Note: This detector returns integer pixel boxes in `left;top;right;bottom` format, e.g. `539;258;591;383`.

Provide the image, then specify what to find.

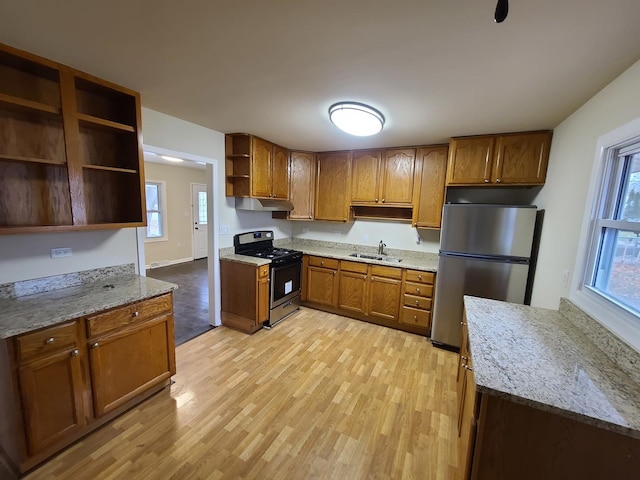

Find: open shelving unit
0;43;145;234
225;133;252;197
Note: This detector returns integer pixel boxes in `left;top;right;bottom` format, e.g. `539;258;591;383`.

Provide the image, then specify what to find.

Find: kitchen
1;1;640;478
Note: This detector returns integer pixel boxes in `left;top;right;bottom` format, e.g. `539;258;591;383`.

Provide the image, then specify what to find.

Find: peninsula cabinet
220;260;270;334
314;151;352;222
351;148;416;206
446;130;552;186
412;145;448;229
225;133;289;199
0;42;145;235
457;318;640;480
0;292;175;476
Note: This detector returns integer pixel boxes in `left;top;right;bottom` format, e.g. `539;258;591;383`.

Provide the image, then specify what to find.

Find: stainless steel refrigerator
431;204;538;349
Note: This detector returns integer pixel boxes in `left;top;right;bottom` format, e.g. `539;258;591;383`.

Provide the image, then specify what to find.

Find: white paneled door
191;183;208;260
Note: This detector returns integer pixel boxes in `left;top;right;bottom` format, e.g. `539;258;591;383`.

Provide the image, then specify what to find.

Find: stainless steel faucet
378;240;387;255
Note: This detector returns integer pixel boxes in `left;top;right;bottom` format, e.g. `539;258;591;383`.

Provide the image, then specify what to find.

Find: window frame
572;117;640;351
144;180;168;243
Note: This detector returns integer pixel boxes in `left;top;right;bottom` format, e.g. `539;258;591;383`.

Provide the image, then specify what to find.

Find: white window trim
571;116;640;352
144;179;168;243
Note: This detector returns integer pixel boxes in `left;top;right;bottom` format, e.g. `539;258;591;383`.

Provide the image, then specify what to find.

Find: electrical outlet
219;225;230;235
302;227;309;233
363;234;369;243
333;231;340;236
51;247;72;259
562;270;570;288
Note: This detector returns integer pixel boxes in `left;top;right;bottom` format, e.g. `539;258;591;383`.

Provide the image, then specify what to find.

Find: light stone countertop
463;295;640;439
219;239;439;272
0;275;177;339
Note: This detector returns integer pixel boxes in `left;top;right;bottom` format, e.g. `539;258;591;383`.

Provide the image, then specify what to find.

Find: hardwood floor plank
24;307;459;479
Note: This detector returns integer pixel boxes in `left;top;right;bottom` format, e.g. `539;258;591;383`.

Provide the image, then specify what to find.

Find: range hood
234;197;294;212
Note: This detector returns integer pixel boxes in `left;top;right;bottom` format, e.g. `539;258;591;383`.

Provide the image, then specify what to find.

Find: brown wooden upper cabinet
412;145;448;229
288;151;316;220
351;148;416;206
315;151;352;222
446;131;552;186
225;133;289;199
0;42;145;234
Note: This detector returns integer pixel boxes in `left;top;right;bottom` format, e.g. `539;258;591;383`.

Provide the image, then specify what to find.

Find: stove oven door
271;262;302;308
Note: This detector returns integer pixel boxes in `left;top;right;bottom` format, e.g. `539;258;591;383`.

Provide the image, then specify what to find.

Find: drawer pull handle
45;337;54;344
92;342;99;349
133;311;139;317
71;349;79;356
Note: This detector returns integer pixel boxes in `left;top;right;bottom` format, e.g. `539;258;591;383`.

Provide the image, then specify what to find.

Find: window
584;140;640;316
145;181;167;241
197;191;207;225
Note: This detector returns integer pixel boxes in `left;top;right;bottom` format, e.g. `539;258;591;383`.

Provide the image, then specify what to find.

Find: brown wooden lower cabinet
0;292;176;478
220;260;270;334
304;255;433;336
458;320;640;480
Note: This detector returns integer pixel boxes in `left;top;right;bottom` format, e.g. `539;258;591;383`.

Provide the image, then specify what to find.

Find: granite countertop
219;240;439;272
463;295;640;439
0;275;177;339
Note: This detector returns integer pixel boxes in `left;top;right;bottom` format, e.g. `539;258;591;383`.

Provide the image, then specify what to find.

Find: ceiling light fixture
160;155;184;163
329;102;385;136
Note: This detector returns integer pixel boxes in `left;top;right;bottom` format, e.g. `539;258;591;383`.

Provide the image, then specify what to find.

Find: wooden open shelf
0;41;145;234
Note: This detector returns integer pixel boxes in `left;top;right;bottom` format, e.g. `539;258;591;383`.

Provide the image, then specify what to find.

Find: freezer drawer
431;254;530;348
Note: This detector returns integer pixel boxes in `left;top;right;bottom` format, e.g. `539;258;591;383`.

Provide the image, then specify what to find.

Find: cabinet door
493;132;551;185
307;266;338;307
19;347;86;455
251;137;273;198
89;316;175;417
412;146;448;229
315;151;352;222
381;148;415;205
367;276;401;322
258;275;270;323
446;137;495;185
271;144;289;199
338;271;368;314
289;152;316;220
351;150;382;204
459;369;479;480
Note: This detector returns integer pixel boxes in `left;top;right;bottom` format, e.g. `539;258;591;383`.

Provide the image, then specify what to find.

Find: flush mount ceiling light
329;102;385;136
160;155;184;163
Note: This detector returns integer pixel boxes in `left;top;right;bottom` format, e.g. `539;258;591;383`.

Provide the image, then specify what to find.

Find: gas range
243;247;303;266
233;231;302;266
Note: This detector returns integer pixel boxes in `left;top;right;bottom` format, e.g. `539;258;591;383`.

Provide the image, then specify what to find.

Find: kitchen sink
349;253;402;263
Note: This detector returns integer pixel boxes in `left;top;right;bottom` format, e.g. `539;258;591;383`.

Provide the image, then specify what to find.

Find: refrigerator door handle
439;251;530;264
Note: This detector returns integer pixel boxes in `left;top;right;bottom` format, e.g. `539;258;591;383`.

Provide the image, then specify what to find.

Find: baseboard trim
146;257;194;270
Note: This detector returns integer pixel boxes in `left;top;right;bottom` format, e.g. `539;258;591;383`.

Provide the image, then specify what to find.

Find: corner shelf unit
0;42;145;234
225;134;252;197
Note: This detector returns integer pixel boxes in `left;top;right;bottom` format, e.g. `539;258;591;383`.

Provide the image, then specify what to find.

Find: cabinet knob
132;311;139;317
461;356;468;361
92;343;99;349
382;198;385;203
413;315;417;320
71;349;79;356
45;337;54;344
363;275;367;280
415;300;419;305
321;261;324;266
484;179;489;183
418;275;422;280
309;215;312;219
375;198;378;203
416;288;420;293
464;365;473;372
460;321;466;326
343;218;346;222
332;271;336;276
496;178;501;183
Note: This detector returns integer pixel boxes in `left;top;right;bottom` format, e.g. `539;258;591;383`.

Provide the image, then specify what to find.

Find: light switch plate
219;225;230;235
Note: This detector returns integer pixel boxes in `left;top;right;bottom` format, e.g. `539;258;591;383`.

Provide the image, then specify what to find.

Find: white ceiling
2;1;640;152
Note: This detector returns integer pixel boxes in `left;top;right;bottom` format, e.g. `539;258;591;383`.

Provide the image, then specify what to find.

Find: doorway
192;183;208;260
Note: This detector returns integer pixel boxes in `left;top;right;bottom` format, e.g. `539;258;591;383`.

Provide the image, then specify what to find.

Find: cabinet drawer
403;294;432;310
340;260;368;274
370;265;402;279
258;264;270;278
405;270;434;285
86;293;173;338
309;256;339;269
16;322;78;363
404;282;433;298
400;306;431;328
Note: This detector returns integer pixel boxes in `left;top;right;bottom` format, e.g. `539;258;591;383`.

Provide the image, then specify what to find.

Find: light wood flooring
25;307;460;480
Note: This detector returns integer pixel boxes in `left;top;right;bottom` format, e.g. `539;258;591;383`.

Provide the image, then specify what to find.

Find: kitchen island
459;295;640;479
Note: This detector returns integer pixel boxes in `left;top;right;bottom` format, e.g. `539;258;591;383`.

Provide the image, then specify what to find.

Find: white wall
532;58;640;309
291;220;440;253
0;229;138;284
